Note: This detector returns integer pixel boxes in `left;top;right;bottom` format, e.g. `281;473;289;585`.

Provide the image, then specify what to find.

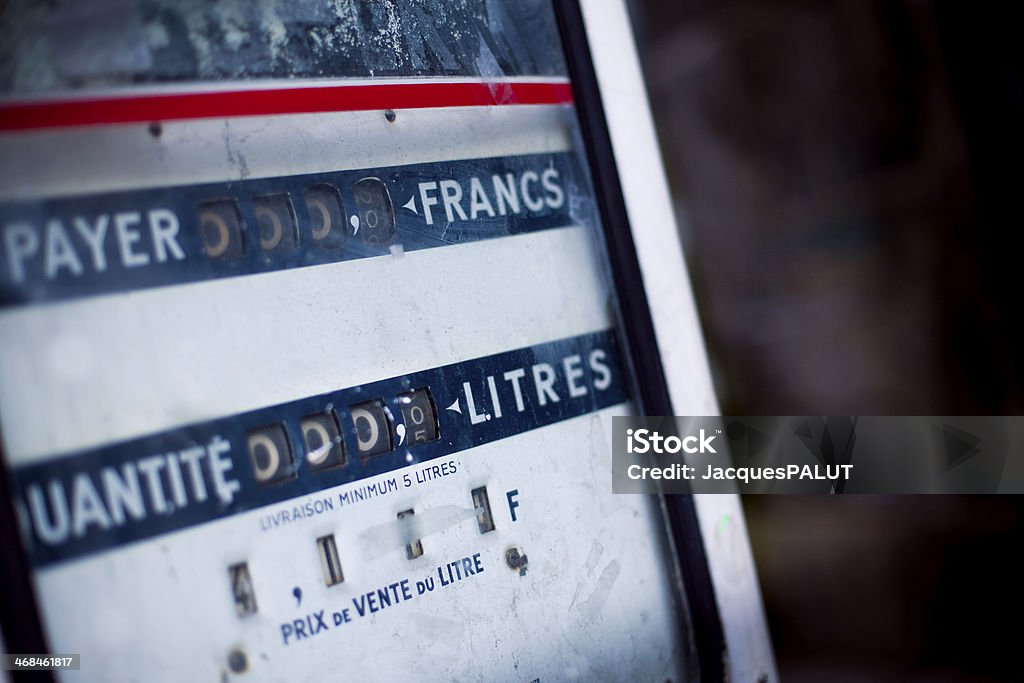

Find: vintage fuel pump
0;2;775;681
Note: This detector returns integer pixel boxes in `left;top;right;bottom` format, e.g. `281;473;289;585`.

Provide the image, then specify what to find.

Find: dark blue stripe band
14;329;626;568
0;151;585;307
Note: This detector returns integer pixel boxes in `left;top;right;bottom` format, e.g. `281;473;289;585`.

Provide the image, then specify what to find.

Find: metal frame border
554;1;778;681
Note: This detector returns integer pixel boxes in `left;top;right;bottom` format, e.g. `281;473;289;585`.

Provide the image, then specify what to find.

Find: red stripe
0;81;573;131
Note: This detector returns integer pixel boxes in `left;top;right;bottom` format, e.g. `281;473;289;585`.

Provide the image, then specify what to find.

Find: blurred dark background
628;1;1024;681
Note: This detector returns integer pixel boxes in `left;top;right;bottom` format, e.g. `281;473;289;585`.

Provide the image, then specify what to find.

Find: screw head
227;648;248;674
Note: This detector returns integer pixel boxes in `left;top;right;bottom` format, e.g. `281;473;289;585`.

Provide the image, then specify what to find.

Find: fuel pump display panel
0;2;699;681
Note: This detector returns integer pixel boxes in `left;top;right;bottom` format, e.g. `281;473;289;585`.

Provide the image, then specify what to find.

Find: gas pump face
0;2;714;681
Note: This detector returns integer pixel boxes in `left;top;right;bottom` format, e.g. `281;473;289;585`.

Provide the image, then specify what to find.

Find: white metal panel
0;103;570;201
0;226;610;465
1;86;699;681
36;406;690;683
